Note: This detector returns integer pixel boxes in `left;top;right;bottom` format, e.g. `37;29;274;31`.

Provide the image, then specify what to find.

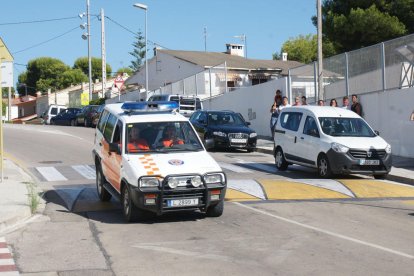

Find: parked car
76;105;100;127
273;106;392;178
41;104;67;125
190;110;257;152
50;108;81;126
148;94;203;117
91;104;105;127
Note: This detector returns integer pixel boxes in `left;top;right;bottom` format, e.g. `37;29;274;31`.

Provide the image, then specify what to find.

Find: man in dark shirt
351;94;363;116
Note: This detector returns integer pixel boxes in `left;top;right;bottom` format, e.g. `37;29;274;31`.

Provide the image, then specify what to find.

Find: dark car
76;105;100;127
91;104;105;127
190;110;257;152
50;108;81;126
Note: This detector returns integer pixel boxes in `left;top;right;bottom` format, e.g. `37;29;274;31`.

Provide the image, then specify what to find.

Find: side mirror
198;119;207;125
204;138;215;150
109;143;121;154
374;130;380;136
245;122;251;126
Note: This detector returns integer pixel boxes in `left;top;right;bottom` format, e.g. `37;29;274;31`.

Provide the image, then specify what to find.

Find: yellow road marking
339;179;414;198
258;179;350;200
225;188;261;201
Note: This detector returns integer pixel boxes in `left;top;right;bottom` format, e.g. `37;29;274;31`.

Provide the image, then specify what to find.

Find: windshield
208;112;245;126
126;121;203;153
319;117;376;137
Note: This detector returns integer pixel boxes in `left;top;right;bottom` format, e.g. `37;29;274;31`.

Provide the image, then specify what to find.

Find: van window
303;116;319;137
103;114;117;141
112;121;122;144
98;110;110;132
51;107;58;115
280;112;303;131
319;117;375;137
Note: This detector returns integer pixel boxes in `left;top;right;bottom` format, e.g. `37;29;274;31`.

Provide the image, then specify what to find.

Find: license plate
167;198;199;207
359;159;380;165
231;138;247;143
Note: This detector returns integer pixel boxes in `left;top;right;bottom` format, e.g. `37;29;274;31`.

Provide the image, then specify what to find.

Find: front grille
228;133;249;147
349;149;387;159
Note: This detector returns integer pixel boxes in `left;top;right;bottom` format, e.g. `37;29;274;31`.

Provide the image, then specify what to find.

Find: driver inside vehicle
127;125;149;152
161;125;184;147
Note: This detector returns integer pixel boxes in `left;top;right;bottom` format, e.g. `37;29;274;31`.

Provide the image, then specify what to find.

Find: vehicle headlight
249;132;257;138
385;144;391;154
191;176;202;187
139;177;159;188
167;177;179;189
331;142;349;153
213;131;227;137
204;173;225;184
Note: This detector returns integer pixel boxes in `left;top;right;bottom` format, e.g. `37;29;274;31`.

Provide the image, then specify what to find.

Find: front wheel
318;154;332;178
96;165;111;201
122;184;151;222
206;200;224;217
275;147;288;171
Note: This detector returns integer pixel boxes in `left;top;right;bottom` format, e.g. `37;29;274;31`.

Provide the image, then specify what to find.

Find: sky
0;0;317;87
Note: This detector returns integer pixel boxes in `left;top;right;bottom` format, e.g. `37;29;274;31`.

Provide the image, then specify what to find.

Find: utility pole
87;0;93;102
317;0;324;100
101;8;106;99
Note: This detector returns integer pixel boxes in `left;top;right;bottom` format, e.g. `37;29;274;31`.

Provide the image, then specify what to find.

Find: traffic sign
114;75;124;89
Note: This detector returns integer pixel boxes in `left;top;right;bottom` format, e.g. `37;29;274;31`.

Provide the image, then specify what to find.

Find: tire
84;119;89;127
70;119;76;127
275;147;288;171
122;184;150;222
96;164;111;201
318;154;332;178
206;200;224;217
374;174;388;179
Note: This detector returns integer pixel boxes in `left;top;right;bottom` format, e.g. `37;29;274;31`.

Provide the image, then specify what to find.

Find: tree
17;57;69;95
116;67;133;76
129;31;146;72
73;57;112;82
274;34;335;63
58;69;88;89
314;1;409;54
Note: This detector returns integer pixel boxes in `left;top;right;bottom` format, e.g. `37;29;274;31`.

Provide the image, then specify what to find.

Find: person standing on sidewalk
351;94;363;116
342;96;351;110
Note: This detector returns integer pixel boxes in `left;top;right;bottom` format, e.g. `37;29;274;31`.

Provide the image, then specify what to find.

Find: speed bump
339;180;414;198
258;179;350;200
225;189;261;201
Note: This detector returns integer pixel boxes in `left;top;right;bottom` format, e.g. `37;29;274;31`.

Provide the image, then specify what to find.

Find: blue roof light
121;101;179;113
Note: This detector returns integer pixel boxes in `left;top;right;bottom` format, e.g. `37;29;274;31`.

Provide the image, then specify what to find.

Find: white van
147;94;203;117
92;101;226;222
273;106;392;179
41;104;67;125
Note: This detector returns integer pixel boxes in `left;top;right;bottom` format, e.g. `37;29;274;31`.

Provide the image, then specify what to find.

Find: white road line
0;272;19;276
0;248;9;253
72;165;96;180
35;167;68;181
218;162;252;173
294;179;355;197
234;202;414;259
0;237;5;242
228;179;266;199
0;259;15;265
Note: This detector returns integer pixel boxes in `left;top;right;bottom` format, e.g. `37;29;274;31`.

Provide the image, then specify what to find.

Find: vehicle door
275;111;303;162
100;114;122;192
53;110;65;125
295;115;320;167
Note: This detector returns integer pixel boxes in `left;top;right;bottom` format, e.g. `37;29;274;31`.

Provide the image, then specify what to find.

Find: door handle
99;142;102;146
294;136;297;143
300;137;304;140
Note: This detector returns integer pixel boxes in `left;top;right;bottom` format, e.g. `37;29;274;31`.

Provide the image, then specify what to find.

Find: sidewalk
0;159;43;235
256;137;414;185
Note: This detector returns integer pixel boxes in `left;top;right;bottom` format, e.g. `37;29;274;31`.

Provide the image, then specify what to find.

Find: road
4;124;414;276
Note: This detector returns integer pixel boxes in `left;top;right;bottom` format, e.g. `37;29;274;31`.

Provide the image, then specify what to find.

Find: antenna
204;27;207;52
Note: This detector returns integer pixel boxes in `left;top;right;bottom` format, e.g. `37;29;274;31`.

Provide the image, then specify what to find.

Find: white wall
205;78;288;137
360;87;414;157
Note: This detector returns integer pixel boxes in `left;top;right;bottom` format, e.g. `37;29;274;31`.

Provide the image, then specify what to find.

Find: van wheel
122;184;150;222
318;154;332;178
206;200;224;217
96;165;111;201
275;147;288;171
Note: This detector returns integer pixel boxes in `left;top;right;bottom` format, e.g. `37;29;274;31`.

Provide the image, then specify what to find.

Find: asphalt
0;138;413;235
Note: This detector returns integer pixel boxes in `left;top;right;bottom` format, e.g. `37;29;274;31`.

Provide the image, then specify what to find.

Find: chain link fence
288;33;414;104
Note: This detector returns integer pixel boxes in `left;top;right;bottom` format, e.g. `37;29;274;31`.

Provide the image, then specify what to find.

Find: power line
105;15;169;49
0;16;78;26
12;26;80;55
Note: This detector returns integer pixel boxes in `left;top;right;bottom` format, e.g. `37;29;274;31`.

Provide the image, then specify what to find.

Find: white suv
273;106;392;178
92;101;226;222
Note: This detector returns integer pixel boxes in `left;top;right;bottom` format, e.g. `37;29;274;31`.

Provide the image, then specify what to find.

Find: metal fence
288;33;414;103
150;63;228;99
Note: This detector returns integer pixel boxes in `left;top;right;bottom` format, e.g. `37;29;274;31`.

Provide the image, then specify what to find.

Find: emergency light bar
121;101;179;113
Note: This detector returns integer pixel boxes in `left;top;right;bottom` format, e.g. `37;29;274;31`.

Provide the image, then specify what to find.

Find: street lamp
133;3;148;101
80;0;93;102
